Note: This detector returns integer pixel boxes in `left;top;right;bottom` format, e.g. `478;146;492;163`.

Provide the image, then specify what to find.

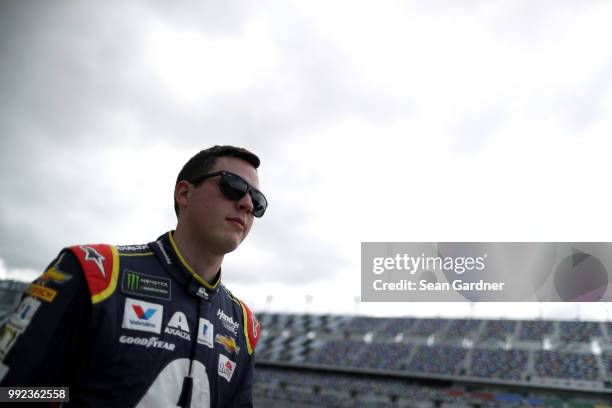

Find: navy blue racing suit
0;231;260;407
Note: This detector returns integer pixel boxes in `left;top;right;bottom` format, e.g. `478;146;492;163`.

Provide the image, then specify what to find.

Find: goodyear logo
26;283;57;303
121;270;171;301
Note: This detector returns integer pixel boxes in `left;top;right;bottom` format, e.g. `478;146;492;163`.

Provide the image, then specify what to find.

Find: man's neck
172;228;223;284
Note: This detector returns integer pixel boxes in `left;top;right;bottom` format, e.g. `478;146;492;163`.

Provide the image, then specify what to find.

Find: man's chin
216;236;242;255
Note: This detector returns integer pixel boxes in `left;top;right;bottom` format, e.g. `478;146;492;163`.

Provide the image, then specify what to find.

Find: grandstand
1;281;611;406
254;312;612;407
0;280;28;324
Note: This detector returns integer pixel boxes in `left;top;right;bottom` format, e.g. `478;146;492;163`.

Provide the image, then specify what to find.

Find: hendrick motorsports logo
119;335;176;351
217;309;239;335
122;270;171;301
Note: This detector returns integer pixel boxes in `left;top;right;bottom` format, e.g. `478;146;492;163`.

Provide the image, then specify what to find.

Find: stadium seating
559;321;604;342
443;319;482;339
470;349;528;380
480;320;518;340
518;320;554;341
353;343;413;370
254;313;612;388
411;318;448;337
406;345;467;376
534;351;600;381
4;278;612;407
253;367;602;408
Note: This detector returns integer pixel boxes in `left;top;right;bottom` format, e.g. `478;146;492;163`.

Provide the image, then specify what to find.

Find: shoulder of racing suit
69;242;261;354
68;243;157;304
68;244;120;304
222;286;260;355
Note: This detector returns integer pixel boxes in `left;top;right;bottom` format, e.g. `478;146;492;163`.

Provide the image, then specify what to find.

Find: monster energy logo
126;273;140;290
121;270;171;301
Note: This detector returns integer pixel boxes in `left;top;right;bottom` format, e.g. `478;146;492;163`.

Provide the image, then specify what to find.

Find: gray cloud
1;0;395;283
1;0;610;294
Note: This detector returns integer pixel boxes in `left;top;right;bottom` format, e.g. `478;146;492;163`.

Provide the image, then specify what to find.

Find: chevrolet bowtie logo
80;246;106;277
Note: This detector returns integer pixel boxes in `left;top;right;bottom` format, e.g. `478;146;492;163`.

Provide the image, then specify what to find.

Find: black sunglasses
189;171;268;218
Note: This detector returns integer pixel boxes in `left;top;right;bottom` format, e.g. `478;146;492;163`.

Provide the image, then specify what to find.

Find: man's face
179;156;260;255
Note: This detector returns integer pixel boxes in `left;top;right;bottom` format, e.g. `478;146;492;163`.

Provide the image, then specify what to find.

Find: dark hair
174;145;260;217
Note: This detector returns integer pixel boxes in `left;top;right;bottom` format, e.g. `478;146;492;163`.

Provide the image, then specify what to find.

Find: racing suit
0;231;260;407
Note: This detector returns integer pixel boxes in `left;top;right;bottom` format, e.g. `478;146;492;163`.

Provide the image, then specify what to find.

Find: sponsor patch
164;311;191;341
36;267;72;285
119;335;175;351
121;298;163;334
79;245;107;277
252;315;260;340
239;300;260;354
121;270;171;301
154;241;172;265
116;244;150;252
215;334;240;355
217;309;239;335
26;283;57;303
218;354;236;382
197;318;214;348
195;287;208;299
0;324;20;357
9;297;41;330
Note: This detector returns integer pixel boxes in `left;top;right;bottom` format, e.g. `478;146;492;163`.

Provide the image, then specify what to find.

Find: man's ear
175;180;192;211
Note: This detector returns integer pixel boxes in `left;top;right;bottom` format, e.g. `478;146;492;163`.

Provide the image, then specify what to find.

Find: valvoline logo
132;305;157;320
122;298;163;334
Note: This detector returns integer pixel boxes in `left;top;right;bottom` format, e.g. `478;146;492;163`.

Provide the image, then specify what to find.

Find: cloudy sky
1;1;612;320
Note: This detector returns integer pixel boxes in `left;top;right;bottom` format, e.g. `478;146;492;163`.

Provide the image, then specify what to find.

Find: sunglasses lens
219;175;247;201
218;172;267;218
251;191;267;218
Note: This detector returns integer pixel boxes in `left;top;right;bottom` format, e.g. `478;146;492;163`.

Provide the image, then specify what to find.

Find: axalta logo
217;309;239;335
122;298;163;334
119;335;175;351
218;354;236;382
164;311;191;341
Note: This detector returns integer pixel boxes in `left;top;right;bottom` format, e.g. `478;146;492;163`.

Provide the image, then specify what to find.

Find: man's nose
236;192;254;214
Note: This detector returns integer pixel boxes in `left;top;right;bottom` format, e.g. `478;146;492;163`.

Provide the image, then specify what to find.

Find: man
0;145;267;407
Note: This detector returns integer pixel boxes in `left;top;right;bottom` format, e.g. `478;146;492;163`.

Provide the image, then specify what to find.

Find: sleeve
233;301;260;407
234;352;255;408
0;249;91;386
